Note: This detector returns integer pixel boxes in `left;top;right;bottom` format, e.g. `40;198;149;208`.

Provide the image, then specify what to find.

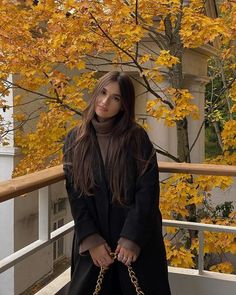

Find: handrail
0;162;236;203
159;162;236;176
0;165;64;203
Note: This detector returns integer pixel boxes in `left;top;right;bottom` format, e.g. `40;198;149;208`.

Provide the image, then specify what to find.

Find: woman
63;71;171;295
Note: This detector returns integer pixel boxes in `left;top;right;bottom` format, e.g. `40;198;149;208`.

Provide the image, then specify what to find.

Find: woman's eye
102;89;106;95
113;96;120;101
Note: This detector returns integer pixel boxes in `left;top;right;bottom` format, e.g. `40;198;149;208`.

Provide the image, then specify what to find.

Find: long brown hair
64;71;153;205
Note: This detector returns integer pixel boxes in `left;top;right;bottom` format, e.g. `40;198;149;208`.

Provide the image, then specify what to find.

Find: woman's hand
115;244;138;266
89;243;114;269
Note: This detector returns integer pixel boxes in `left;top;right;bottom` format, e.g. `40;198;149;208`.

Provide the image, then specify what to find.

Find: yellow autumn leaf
210;262;234;274
155;50;179;68
13;95;22;106
14;113;26;121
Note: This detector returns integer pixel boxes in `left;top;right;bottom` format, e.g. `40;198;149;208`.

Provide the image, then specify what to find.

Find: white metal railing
163;219;236;275
0;163;236;278
0;186;74;273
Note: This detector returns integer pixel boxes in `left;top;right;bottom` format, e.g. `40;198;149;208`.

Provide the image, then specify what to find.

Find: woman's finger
104;255;114;265
117;253;124;261
121;256;130;265
98;258;107;267
93;259;100;267
99;260;111;269
125;257;132;266
115;244;121;254
104;243;111;253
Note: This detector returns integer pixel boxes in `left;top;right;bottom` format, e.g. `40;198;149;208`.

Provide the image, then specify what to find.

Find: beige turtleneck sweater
79;116;140;256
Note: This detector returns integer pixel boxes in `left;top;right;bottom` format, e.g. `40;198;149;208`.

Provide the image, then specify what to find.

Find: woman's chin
95;114;110;122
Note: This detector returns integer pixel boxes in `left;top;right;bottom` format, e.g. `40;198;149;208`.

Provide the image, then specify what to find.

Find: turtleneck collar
91;115;117;135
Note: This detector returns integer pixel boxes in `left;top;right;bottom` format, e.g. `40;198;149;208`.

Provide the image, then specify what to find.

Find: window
53;198;66;215
53;218;64;261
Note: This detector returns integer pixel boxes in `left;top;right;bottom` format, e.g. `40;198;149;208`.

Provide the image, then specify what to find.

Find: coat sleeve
63;128;100;245
120;129;160;248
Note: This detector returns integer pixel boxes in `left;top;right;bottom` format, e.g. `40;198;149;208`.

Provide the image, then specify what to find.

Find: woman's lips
97;105;108;112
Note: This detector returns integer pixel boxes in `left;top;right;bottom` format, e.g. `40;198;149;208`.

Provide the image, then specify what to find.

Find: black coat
62;125;171;295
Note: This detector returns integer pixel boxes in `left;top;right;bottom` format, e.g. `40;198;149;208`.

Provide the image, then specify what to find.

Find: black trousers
108;262;123;295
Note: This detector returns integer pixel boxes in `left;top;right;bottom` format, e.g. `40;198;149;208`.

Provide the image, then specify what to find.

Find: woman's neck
96;116;110;122
92;115;117;135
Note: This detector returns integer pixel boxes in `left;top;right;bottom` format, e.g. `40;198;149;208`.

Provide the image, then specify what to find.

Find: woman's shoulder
129;123;155;162
127;123;154;156
65;126;79;142
130;123;151;142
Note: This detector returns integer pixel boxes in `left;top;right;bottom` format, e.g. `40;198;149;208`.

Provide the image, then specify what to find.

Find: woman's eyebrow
103;87;121;97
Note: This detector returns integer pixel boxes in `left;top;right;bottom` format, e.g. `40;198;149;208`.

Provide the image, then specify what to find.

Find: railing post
38;186;50;241
198;230;204;275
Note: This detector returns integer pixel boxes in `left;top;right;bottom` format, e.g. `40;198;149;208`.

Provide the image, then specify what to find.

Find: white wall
169;268;236;295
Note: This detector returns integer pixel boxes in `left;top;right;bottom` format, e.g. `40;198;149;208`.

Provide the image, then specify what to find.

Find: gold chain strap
127;265;145;295
93;267;106;295
93;252;145;295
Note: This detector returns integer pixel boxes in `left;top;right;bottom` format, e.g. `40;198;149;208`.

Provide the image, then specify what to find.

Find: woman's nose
101;96;109;105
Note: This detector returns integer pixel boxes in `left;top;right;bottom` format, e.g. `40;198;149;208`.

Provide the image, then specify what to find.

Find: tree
0;0;235;273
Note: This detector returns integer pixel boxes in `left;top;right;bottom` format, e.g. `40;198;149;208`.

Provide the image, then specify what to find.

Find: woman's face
95;81;122;120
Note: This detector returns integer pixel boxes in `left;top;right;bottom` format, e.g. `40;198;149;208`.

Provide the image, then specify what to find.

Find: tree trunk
176;119;191;162
212;121;224;151
218;59;233;120
166;16;191;163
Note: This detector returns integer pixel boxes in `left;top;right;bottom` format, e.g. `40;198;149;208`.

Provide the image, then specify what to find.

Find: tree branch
153;143;180;162
1;78;82;116
189;119;206;153
2;106;45;137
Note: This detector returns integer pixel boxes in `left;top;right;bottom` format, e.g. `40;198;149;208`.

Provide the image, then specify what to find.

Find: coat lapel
92;134;110;240
93;135;110;194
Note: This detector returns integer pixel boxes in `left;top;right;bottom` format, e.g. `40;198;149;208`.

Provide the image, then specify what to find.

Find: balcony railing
0;162;236;292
